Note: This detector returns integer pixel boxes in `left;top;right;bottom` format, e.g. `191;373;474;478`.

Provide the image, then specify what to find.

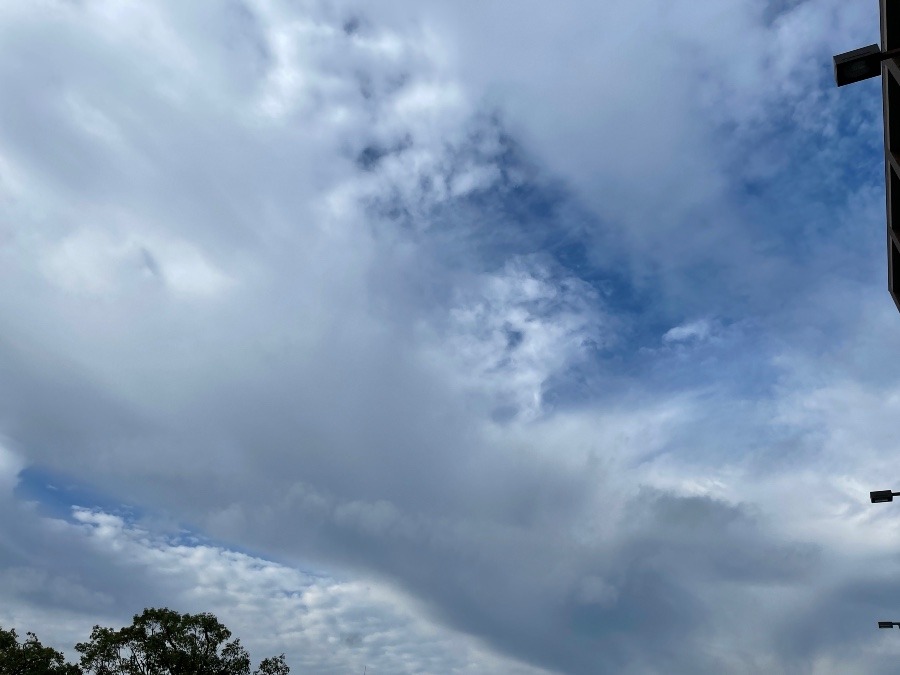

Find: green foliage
1;608;287;675
0;625;82;675
73;608;289;675
253;655;289;675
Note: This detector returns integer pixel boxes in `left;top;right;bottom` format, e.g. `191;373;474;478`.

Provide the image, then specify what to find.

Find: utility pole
880;0;900;313
833;0;900;313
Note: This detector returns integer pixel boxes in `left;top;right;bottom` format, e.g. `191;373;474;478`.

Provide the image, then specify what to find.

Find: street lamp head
834;44;883;86
879;621;898;629
871;490;896;503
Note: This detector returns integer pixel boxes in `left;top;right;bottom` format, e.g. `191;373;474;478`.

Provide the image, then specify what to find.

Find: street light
833;44;900;87
879;621;900;628
871;489;900;503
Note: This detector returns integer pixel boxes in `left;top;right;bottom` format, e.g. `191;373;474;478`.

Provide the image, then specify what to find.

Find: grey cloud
200;477;822;673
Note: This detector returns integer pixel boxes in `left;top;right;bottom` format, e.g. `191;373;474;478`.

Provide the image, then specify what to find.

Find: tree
253;655;289;675
0;625;82;675
74;608;289;675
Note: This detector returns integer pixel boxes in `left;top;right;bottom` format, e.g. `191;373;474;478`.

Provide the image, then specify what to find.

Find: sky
1;0;900;673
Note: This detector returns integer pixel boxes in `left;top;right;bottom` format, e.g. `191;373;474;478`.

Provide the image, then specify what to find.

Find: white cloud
662;318;714;344
1;504;550;674
0;441;23;495
415;257;608;421
39;226;234;298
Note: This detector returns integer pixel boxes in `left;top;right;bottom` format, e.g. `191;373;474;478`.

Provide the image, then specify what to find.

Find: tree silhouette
0;625;81;675
74;608;288;675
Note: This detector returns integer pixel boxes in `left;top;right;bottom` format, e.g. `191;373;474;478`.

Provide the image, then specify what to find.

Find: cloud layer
2;0;900;673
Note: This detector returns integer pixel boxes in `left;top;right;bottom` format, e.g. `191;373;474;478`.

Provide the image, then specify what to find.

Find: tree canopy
0;609;289;675
0;626;81;675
